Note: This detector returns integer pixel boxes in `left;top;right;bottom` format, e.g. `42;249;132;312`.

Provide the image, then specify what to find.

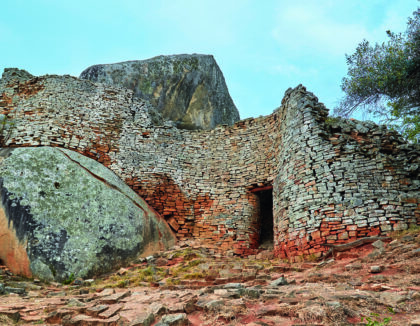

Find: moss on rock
0;147;175;282
80;54;240;130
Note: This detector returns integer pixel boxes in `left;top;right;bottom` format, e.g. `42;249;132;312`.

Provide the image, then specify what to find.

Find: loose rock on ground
0;230;420;325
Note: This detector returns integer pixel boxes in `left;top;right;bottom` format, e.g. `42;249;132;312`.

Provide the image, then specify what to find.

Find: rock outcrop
79;54;240;130
0;147;176;282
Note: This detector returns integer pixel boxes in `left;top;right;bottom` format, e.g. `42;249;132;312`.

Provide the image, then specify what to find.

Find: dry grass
297;304;326;323
0;315;14;325
389;225;420;239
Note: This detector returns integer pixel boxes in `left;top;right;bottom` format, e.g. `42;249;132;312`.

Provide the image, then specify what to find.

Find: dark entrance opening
252;187;274;249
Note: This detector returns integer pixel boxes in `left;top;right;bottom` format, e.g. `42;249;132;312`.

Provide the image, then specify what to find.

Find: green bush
361;307;394;325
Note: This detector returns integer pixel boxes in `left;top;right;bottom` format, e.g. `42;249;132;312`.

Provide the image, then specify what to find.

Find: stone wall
1;70;419;259
273;87;419;259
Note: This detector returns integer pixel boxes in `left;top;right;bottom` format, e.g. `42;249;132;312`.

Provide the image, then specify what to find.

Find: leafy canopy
335;8;420;142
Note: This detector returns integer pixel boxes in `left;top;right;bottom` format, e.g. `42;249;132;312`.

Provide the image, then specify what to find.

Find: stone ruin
0;66;419;264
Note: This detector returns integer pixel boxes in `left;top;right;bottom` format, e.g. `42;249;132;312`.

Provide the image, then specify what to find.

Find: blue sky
0;0;417;119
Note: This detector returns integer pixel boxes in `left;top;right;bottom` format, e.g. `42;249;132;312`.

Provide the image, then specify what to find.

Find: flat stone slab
100;291;131;304
99;304;123;319
86;304;109;317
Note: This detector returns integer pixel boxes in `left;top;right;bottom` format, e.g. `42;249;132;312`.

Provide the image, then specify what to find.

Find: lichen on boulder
80;54;240;130
0;147;176;282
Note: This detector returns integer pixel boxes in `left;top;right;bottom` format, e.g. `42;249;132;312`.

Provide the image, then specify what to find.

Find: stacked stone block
273;86;419;259
0;70;418;259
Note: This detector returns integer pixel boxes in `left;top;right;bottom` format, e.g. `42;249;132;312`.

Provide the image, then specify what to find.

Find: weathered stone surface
98;304;123;319
0;234;420;325
379;292;408;306
100;290;131;304
345;262;362;271
269;276;288;287
1;67;419;260
4;287;25;295
0;147;175;281
370;265;384;273
125;311;154;326
157;313;190;326
86;304;108;316
0;68;33;87
372;240;385;250
80;54;240;130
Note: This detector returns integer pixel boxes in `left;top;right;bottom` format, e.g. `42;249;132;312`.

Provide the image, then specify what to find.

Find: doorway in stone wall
252;186;274;249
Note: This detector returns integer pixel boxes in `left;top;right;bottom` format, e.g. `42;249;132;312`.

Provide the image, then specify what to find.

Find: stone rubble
0;232;419;325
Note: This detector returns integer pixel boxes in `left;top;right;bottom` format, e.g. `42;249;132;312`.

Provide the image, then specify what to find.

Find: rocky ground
1;229;420;326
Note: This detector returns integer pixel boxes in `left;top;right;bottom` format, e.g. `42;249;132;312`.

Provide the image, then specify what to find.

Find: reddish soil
0;231;419;325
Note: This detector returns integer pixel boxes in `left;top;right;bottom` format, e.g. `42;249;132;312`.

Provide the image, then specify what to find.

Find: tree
335;8;420;142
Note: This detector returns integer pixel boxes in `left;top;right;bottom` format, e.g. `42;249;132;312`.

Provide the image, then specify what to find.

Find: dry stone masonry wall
274;87;419;259
1;69;419;260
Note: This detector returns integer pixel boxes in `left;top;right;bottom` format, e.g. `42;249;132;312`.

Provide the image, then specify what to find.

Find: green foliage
63;273;75;285
49;264;57;277
0;114;15;146
117;280;130;288
361;307;395;326
132;265;166;283
182;271;206;279
335;8;420;142
324;116;341;126
171;248;200;260
186;259;205;268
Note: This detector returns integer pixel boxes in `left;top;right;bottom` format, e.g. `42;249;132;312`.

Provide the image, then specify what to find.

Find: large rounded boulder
80;54;240;130
0;147;176;282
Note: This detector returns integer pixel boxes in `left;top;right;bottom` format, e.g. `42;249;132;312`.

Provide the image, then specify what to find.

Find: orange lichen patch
127;175;195;238
126;175;254;255
193;194;214;220
0;206;32;277
15;78;45;98
349;131;375;145
274;224;388;260
0;93;13;107
77;135;119;167
167;217;180;231
79;144;113;167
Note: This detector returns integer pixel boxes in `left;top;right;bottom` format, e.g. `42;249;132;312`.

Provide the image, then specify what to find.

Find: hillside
0;228;419;325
